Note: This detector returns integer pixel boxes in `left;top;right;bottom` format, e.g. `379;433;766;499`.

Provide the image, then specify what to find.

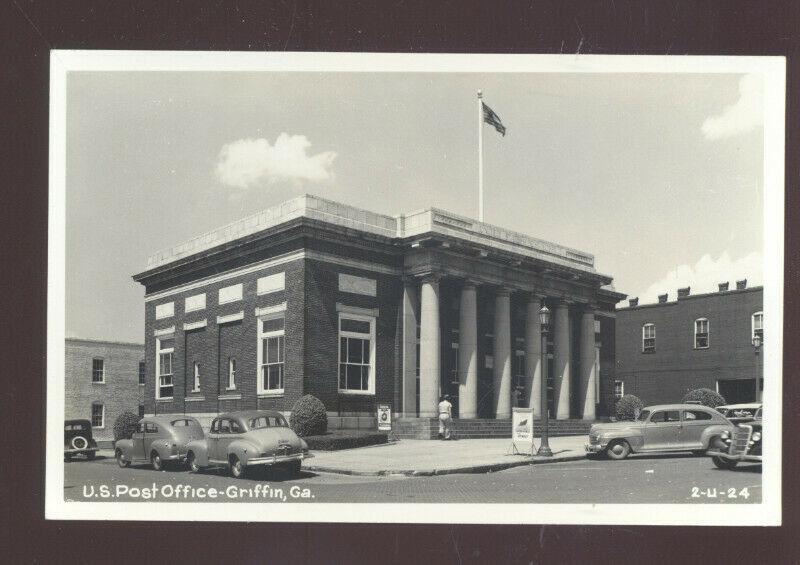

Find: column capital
419;272;442;285
459;277;481;289
494;286;514;297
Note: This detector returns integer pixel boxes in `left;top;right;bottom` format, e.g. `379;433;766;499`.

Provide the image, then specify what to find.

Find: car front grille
589;434;599;444
730;425;752;456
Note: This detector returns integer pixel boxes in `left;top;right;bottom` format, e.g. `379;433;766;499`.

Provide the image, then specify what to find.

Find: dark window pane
348;338;362;364
339;364;346;388
347;365;360;389
340;338;347;361
362;339;370;363
262;317;284;332
341;319;370;333
361;365;370;389
160;338;174;350
267;337;279;363
666;411;680;422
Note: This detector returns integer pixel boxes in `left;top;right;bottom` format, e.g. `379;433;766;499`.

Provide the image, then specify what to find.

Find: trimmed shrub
113;411;140;442
303;430;388;451
682;388;726;409
615;395;644;421
290;395;328;437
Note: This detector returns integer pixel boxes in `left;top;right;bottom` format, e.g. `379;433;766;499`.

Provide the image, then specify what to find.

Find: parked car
64;419;98;461
585;404;734;460
114;416;204;471
185;410;312;478
715;403;761;424
707;416;763;470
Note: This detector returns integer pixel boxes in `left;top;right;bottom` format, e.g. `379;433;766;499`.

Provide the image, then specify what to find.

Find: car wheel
606;440;631;460
151;450;164;472
712;456;738;470
86;450;96;461
116;449;130;468
229;455;245;479
186;451;200;473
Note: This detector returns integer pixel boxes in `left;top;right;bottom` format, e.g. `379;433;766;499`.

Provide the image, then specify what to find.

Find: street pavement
64;451;761;504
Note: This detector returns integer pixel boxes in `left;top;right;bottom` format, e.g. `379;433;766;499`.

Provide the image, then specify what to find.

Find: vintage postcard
46;51;784;524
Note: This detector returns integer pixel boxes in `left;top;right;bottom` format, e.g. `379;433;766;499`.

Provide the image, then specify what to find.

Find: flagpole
477;90;484;222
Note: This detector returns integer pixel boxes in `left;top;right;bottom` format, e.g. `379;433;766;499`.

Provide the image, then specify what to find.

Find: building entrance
717;379;757;404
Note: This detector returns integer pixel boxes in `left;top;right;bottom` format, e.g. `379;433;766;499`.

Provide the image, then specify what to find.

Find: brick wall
611;287;763;406
65;339;144;441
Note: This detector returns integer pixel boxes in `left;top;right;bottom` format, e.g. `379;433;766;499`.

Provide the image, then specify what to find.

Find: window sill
258;391;284;398
92;426;105;430
694;346;710;350
138;383;145;387
338;390;375;396
185;396;205;402
218;393;242;401
92;381;106;385
156;398;173;402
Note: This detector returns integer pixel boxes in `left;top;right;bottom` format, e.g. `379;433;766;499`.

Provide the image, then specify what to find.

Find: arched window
642;323;655;353
694;318;709;349
752;311;764;343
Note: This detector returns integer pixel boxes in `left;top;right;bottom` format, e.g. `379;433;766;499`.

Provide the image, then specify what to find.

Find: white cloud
701;74;763;140
215;133;337;188
624;251;763;306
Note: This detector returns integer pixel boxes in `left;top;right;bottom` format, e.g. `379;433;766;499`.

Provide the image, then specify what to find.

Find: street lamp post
537;305;553;457
752;334;762;403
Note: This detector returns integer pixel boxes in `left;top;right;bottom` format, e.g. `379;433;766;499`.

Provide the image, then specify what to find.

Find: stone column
525;295;543;417
458;281;479;419
553;301;571;420
401;279;419;417
493;288;512;419
418;274;441;418
579;307;597;420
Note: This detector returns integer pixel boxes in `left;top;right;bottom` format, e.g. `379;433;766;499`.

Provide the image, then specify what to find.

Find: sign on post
377;404;392;432
511;407;534;455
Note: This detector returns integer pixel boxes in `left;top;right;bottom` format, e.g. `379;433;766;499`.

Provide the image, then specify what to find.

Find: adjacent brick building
610;282;763;413
133;195;624;431
65;338;145;442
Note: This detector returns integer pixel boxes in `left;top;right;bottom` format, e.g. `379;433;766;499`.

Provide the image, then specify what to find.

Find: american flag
482;101;506;136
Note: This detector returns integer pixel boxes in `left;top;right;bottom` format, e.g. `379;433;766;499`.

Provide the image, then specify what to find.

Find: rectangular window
192;362;201;392
227;358;237;390
155;301;174;320
218;283;243;305
138;404;145;418
338;313;375;393
695;318;709;349
257;272;285;295
752;312;764;342
613;380;624;399
138;361;145;385
642;324;655;353
258;316;285;394
450;342;459;383
185;293;206;312
156;337;174;399
91;403;104;428
92;358;105;383
338;273;377;296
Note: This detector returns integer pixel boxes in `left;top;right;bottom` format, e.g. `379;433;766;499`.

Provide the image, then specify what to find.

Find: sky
65;70;764;344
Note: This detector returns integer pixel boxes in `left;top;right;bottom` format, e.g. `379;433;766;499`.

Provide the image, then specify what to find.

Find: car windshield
65;423;87;431
249;415;289;429
637;410;650;421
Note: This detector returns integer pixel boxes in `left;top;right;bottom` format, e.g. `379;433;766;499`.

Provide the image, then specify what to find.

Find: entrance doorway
717;379;757;404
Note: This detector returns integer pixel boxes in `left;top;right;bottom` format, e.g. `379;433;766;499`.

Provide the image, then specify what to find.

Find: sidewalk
305;435;587;476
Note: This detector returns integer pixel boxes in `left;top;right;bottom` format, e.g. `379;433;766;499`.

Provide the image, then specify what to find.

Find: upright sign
511;407;534;455
377;404;392;432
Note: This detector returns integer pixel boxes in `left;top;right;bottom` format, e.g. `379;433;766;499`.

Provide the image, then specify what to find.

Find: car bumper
64;447;98;454
585;443;605;453
245;453;313;466
707;450;762;463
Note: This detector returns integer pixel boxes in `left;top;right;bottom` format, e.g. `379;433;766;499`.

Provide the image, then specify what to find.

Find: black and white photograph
46;51;784;525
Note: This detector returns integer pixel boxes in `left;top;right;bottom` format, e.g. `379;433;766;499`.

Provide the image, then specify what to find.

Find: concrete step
393;418;593;439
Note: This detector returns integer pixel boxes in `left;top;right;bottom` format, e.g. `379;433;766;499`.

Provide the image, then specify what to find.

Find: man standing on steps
438;394;453;440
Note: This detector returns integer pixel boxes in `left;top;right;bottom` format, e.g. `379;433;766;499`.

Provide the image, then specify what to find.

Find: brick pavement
304;435;588;476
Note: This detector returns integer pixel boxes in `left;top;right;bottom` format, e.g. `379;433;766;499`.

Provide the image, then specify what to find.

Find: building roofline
66;337;144;348
617;285;763;311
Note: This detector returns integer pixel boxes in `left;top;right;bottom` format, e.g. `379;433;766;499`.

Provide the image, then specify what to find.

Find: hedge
289;394;328;437
303;430;388;451
113;411;140;442
682;388;726;409
615;394;644;421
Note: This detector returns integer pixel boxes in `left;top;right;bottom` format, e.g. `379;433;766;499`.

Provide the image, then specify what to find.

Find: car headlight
752;432;761;442
721;430;730;439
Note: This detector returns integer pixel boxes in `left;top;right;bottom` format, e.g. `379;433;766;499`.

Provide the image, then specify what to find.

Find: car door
208;419;221;461
643;410;682;450
680;409;713;449
215;418;237;460
132;422;147;460
143;422;159;456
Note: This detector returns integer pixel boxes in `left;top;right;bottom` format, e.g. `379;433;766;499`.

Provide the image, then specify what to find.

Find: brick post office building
610;282;764;412
65;338;146;443
133;196;624;434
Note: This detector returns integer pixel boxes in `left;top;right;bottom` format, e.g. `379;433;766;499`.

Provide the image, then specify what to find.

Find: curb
305;452;587;477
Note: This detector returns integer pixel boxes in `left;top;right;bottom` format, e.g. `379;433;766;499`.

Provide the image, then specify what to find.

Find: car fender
600;429;643;451
700;424;735;449
186;439;209;467
115;438;135;459
228;439;260;465
148;438;174;460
